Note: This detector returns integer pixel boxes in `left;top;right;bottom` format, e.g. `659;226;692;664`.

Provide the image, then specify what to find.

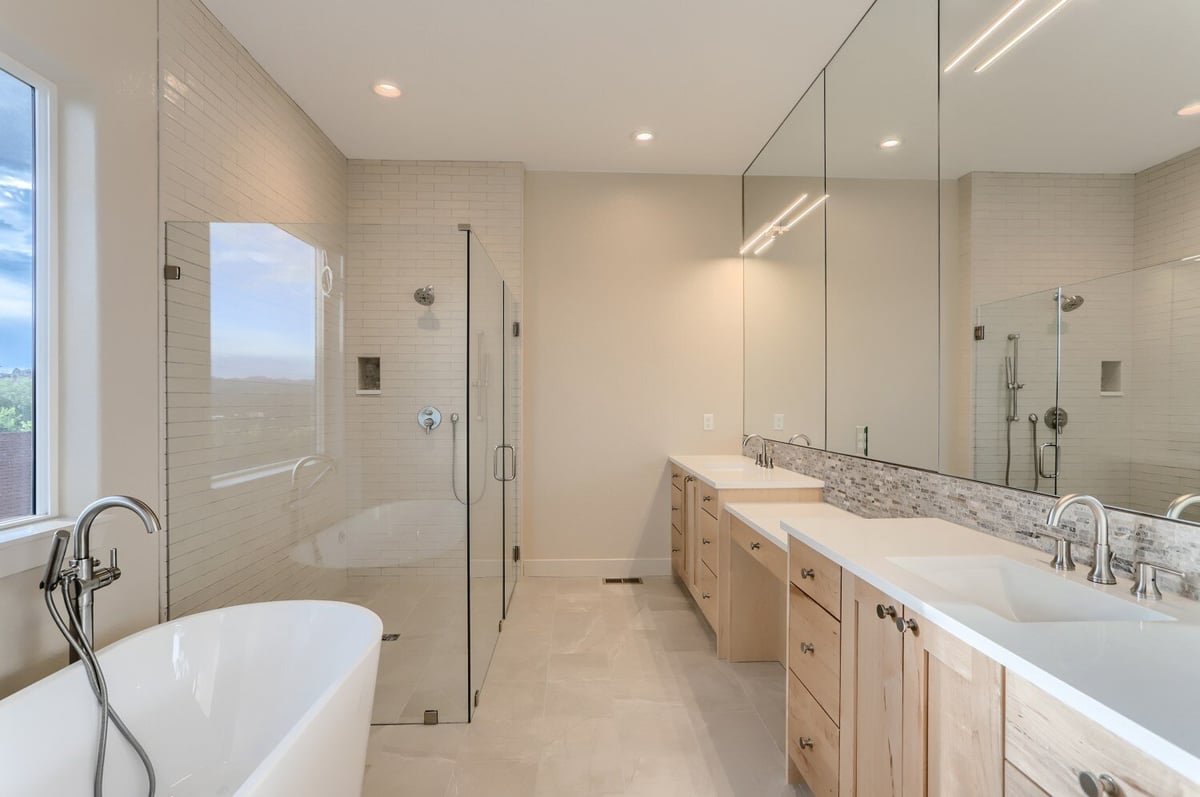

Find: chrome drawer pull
703;495;713;502
800;568;815;579
800;642;815;655
701;592;711;600
750;541;761;550
702;538;712;545
797;737;814;750
671;548;681;553
1078;772;1120;796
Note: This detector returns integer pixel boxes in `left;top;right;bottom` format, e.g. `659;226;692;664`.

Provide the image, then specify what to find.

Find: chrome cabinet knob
702;495;713;503
800;642;815;655
796;737;814;750
896;617;918;635
876;604;898;620
702;538;712;545
800;568;815;579
702;592;711;600
671;548;681;553
750;541;761;550
1078;772;1120;796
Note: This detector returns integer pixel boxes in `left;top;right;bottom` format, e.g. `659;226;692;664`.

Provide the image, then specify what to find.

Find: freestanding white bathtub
0;600;381;796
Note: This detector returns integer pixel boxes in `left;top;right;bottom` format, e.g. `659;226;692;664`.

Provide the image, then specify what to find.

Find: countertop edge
669;455;825;491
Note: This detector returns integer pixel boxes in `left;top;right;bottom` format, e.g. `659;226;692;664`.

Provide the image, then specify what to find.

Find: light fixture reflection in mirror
741;194;830;256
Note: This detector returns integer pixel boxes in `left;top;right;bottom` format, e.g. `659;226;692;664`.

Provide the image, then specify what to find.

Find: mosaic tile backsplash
761;440;1200;599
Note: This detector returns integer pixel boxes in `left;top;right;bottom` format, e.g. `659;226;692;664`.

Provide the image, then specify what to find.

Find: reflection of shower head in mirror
1054;293;1084;312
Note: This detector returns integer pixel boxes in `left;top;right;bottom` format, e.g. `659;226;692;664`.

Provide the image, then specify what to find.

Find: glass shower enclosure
163;222;518;724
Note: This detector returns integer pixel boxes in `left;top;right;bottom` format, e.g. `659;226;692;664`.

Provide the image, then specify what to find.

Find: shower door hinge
498;619;503;633
164;264;181;280
512;321;520;338
974;325;985;341
423;709;439;725
512;544;521;562
473;690;481;708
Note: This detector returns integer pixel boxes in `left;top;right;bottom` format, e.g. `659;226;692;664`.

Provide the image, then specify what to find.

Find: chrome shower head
1055;293;1084;312
414;285;435;306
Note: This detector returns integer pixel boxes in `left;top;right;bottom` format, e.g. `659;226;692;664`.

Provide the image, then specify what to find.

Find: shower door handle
493;444;517;482
1039;442;1060;479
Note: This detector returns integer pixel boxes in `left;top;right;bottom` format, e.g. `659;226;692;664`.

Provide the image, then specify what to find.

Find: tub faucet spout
66;496;161;651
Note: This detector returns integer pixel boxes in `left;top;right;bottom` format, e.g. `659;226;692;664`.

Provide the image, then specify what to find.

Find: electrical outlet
773;413;785;431
703;413;714;431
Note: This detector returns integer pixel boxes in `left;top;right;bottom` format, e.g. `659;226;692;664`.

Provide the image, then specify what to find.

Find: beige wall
0;0;159;695
522;172;742;575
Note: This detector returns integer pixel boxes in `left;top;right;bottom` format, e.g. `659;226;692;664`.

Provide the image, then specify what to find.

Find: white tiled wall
159;0;351;616
1135;147;1200;269
344;161;523;574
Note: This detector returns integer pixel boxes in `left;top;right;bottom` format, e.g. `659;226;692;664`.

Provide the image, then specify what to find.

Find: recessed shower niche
357;356;381;395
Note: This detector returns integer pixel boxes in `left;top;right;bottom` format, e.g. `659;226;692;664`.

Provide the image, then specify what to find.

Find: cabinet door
849;578;904;797
901;608;1004;797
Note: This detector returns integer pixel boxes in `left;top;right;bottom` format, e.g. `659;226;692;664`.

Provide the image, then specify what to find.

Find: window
0;57;51;527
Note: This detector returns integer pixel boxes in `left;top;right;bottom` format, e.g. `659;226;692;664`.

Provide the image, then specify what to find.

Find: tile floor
362;576;807;796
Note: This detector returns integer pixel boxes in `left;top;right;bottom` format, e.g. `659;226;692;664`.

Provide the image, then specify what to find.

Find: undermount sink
887;555;1174;624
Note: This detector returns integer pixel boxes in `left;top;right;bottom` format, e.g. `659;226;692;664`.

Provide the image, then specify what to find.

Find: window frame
0;51;57;531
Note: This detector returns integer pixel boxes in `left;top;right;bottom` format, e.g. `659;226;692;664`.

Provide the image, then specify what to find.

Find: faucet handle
1042;532;1076;572
1131;560;1185;600
110;547;119;570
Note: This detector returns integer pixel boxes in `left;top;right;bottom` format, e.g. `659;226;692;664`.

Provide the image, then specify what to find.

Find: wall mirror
743;0;1200;524
742;75;827;449
941;0;1200;521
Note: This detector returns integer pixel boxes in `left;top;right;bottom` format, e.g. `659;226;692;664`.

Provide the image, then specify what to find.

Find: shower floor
331;573;505;725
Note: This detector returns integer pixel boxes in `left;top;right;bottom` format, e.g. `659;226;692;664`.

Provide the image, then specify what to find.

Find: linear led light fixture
943;0;1030;74
739;194;808;254
975;0;1072;74
1183;254;1200;262
783;194;830;230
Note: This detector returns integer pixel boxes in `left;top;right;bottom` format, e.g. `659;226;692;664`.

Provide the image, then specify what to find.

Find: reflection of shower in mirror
414;284;435;306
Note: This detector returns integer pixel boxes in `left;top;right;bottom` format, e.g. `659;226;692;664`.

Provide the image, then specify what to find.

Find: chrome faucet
60;496;162;655
743;433;770;468
1046;494;1115;585
788;433;812;447
1166;493;1200;520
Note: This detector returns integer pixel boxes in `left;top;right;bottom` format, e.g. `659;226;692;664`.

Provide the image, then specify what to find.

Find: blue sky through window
0;67;34;373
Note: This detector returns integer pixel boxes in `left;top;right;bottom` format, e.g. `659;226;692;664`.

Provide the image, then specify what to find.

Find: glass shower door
503;283;519;613
466;232;505;717
974;288;1061;493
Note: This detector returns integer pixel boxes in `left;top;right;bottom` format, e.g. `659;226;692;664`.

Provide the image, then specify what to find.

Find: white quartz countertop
669;454;824;491
781;515;1200;783
724;502;857;550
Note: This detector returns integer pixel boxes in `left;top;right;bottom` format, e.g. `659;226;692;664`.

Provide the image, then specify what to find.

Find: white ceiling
201;0;875;174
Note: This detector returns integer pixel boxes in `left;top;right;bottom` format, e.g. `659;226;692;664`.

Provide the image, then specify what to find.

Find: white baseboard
522;558;671;578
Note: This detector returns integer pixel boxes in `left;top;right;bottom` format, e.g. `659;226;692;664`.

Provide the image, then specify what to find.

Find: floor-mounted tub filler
0;600;382;796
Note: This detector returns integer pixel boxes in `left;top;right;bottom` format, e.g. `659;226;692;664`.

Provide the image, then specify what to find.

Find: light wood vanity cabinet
786;540;1199;797
1005;673;1195;797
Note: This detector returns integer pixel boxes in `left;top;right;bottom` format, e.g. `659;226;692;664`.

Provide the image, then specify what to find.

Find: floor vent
381;633;401;642
603;577;643;585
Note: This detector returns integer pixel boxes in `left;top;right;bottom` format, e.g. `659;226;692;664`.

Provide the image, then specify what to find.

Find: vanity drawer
1004;763;1049;797
788;584;840;722
697;561;718;628
670;484;682;531
699;509;720;572
671;526;685;578
788;669;839;797
1006;673;1198;797
699;482;719;519
731;517;786;581
789;538;841;620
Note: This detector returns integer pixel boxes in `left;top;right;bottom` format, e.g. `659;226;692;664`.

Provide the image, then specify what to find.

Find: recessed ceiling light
373;82;403;98
1177;102;1200;118
879;137;903;150
633;130;655;143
